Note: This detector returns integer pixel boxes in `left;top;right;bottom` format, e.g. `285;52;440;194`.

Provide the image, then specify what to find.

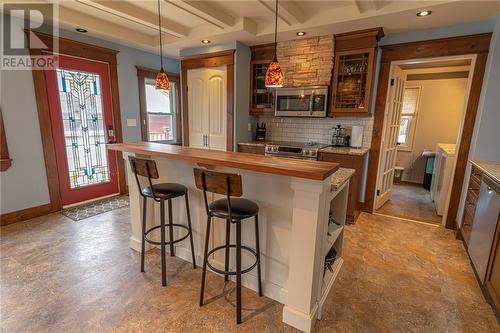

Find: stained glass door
45;55;119;206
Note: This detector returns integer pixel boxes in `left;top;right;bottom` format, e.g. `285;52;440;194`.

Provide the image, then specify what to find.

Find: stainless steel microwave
275;86;329;117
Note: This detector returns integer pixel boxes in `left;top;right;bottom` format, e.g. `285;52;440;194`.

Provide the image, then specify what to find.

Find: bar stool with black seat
194;168;262;324
129;157;196;287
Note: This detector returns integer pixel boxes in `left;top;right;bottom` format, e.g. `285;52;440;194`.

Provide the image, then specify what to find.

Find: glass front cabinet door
331;48;376;115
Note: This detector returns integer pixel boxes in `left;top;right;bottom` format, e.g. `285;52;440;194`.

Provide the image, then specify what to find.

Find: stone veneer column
276;35;334;87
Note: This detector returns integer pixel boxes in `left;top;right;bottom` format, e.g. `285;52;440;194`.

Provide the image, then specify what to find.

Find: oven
275;86;329;117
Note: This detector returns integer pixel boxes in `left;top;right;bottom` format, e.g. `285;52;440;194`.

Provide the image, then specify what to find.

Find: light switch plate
248;123;252;131
127;118;137;127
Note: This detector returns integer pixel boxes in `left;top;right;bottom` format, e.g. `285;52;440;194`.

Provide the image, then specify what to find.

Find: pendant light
155;0;169;91
265;0;284;88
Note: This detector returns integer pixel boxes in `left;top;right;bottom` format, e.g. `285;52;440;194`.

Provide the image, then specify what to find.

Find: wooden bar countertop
108;142;339;181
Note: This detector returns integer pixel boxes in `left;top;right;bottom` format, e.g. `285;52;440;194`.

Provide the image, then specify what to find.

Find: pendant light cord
157;0;164;71
274;0;278;61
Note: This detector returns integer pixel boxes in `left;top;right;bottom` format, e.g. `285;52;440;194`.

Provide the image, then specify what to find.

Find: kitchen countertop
471;160;500;184
108;142;339;181
238;141;370;156
331;167;355;191
319;146;370;156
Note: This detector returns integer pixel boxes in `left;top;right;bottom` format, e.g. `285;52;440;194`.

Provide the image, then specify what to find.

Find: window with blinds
398;86;421;150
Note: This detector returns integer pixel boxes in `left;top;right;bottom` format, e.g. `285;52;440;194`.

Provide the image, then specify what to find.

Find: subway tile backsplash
256;115;374;148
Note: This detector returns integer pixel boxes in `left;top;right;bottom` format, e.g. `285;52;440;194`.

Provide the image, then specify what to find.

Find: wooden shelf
324;224;343;257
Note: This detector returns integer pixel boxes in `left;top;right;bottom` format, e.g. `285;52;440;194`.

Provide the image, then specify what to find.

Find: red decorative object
155;0;169;91
265;0;284;88
265;59;284;88
155;69;170;91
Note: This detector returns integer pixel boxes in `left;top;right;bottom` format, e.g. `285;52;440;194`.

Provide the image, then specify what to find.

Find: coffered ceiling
10;1;500;57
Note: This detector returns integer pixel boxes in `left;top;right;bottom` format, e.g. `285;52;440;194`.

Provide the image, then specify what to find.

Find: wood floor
1;207;498;332
377;182;442;224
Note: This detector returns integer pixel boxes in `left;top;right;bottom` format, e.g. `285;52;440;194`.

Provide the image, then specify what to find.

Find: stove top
264;141;328;160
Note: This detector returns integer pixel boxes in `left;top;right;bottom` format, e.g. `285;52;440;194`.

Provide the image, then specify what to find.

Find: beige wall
396;77;468;183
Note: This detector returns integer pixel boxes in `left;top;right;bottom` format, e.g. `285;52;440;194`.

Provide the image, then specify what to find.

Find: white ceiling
16;1;500;57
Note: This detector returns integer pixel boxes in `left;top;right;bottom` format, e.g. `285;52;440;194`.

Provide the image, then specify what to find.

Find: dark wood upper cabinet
249;44;275;116
330;28;384;116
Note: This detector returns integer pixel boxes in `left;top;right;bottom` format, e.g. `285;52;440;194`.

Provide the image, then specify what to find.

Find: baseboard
0;203;57;226
282;303;318;333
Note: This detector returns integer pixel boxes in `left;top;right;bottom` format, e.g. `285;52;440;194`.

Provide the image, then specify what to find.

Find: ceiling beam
57;6;157;47
76;0;189;38
257;0;301;26
352;0;362;14
278;1;305;25
353;0;379;14
167;0;235;29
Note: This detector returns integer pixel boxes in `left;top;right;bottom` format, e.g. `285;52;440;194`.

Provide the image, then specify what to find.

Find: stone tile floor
377;183;442;224
1;208;499;332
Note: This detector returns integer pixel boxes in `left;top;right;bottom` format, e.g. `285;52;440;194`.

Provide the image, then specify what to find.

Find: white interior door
187;68;209;149
187;66;227;151
375;65;406;210
206;67;227;151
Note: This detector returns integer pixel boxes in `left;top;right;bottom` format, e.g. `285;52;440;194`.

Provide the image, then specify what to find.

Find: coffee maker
331;125;350;147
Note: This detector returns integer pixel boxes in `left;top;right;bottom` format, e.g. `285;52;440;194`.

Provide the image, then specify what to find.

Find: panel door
187;68;209;149
206;67;227;151
375;65;406;210
187;66;227;151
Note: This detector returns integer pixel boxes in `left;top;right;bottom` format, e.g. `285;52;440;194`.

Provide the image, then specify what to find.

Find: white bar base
123;152;348;333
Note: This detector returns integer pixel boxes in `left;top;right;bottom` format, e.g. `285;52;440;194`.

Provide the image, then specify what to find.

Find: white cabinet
187;67;227;151
431;143;456;216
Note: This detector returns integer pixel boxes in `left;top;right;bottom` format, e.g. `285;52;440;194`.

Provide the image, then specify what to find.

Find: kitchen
1;1;500;332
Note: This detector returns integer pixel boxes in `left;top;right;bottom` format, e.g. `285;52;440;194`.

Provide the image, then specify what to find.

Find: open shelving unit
317;177;350;319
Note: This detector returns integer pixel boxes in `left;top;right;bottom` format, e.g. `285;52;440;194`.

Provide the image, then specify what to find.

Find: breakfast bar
108;142;350;333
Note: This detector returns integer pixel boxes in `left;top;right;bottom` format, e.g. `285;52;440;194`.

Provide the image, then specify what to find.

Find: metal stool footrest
206;244;258;276
144;224;191;246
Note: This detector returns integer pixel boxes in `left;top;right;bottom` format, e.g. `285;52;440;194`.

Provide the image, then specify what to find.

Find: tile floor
377;182;442;224
1;208;498;332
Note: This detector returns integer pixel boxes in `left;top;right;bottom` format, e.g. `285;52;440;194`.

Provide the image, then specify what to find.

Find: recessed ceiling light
201;39;211;44
75;28;88;33
296;31;306;36
416;10;432;17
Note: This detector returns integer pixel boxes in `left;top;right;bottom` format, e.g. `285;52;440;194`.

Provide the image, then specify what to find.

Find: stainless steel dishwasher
468;175;500;283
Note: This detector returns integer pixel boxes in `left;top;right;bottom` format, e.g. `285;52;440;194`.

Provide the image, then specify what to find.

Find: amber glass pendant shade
265;60;284;88
155;69;170;91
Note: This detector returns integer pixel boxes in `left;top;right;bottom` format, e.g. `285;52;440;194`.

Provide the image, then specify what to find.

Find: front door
45;55;119;206
375;65;406;210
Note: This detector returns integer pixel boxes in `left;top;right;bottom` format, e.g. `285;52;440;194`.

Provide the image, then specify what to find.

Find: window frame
397;85;421;152
136;66;181;145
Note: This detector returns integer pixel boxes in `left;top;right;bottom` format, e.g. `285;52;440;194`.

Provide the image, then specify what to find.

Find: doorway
45;54;120;206
374;56;474;225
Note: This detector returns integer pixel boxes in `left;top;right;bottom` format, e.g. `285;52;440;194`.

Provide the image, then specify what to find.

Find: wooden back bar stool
129;157;196;287
194;168;262;324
